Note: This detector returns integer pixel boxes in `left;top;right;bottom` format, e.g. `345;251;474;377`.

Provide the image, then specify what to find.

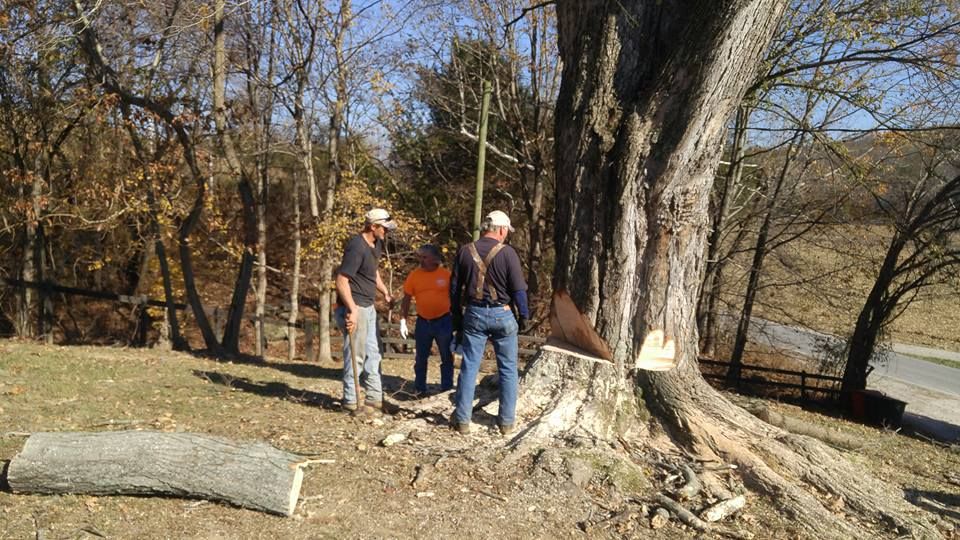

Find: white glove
399;319;409;340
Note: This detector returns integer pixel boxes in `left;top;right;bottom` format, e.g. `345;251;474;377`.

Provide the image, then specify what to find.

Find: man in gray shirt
334;208;396;416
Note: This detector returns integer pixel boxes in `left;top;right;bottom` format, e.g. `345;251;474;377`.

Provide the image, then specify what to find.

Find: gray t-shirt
338;234;382;307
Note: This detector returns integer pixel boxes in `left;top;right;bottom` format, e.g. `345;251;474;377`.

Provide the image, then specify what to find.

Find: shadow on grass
193;367;411;411
905;489;960;521
192;369;343;411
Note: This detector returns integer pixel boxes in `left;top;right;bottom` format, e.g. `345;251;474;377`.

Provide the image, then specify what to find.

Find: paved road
743;318;960;442
747;318;960;396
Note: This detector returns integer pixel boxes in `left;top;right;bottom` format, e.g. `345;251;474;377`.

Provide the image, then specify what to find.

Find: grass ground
2;341;958;539
718;224;960;362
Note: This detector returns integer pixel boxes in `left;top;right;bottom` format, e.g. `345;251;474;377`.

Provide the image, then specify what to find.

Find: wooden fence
699;358;843;401
313;321;545;362
3;279;545;360
2;278;186;345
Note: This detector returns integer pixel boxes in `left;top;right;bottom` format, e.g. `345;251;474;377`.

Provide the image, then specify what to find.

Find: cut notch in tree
547;289;613;361
6;431;306;516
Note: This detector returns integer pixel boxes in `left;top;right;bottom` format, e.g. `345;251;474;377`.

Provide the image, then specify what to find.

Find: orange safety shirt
403;267;452;320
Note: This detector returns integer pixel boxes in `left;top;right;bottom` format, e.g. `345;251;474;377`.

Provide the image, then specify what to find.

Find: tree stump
6;431;305;516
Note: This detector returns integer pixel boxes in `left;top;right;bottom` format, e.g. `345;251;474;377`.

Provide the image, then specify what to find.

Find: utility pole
472;80;492;240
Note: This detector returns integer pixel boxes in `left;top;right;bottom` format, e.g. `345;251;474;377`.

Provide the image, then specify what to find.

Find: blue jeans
334;304;382;405
414;314;455;392
452;304;519;426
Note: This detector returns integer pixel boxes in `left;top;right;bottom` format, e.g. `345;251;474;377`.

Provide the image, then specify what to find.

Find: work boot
352;401;383;418
498;423;515;436
449;418;471;434
342;402;358;414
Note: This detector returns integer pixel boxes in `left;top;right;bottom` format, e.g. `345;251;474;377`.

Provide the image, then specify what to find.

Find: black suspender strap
466;242;506;302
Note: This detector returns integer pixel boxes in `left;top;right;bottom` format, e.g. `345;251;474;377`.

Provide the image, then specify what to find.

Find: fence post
137;306;150;347
800;371;807;402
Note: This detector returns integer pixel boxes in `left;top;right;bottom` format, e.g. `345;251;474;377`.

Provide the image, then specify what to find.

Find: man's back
452;237;526;305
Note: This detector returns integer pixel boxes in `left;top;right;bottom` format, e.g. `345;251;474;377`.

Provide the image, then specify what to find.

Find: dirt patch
1;341;957;538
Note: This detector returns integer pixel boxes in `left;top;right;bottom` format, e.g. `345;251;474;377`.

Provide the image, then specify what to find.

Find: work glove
399;319;409;340
518;318;530;335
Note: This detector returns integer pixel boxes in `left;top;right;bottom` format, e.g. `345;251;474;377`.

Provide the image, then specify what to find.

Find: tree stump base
6;431;306;516
514;349;645;447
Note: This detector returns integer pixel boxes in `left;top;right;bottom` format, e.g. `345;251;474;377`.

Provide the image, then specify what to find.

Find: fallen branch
656;494;710;532
474;488;508;502
701;494;747;522
676;464;701;500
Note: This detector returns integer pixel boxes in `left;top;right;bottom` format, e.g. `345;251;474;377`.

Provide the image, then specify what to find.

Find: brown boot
352;401;383;418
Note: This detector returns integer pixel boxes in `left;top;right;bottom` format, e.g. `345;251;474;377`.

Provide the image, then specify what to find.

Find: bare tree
843;138;960;392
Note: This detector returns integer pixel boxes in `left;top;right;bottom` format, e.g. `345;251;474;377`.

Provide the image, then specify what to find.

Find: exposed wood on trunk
8;431;305;516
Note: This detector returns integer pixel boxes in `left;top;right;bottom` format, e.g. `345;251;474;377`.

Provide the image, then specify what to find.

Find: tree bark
8;431;305;516
212;0;260;356
842;245;900;393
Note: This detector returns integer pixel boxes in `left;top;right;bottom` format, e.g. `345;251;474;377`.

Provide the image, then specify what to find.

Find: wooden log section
7;431;305;516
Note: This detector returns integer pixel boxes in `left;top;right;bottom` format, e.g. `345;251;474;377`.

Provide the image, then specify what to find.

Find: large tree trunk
518;1;938;537
8;431;305;516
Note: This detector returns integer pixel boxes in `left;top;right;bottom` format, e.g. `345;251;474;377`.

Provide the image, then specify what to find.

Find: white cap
365;208;397;229
485;210;514;232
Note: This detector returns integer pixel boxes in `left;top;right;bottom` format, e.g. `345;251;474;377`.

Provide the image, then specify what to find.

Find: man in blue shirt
449;210;529;435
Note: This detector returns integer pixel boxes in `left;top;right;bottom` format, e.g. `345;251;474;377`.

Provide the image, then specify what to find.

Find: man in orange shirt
399;244;454;395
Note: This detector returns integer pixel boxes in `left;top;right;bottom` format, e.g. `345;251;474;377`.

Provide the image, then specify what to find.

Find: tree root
511;350;942;539
654;376;941;539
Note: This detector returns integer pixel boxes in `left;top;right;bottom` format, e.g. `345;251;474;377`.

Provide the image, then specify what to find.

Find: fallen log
747;406;863;451
6;431;306;516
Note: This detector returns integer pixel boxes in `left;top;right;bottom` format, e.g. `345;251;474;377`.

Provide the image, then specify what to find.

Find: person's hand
452;310;462;333
346;309;359;334
518;318;530;334
384;293;394;306
399;319;409;340
450;332;463;356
